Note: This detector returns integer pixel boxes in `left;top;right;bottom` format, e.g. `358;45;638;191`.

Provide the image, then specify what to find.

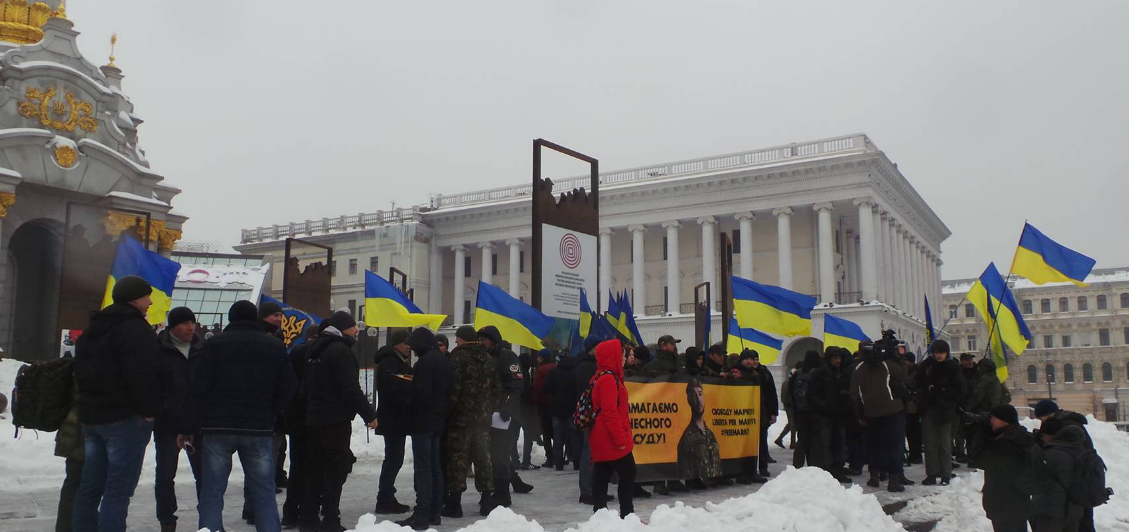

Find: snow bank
349;467;905;532
897;415;1129;531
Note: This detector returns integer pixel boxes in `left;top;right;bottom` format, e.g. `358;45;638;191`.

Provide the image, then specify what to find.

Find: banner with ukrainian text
624;374;760;482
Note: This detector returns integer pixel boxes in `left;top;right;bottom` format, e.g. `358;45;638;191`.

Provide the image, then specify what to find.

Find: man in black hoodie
807;347;851;483
971;404;1036;532
373;329;413;515
281;324;320;528
571;336;600;500
180;300;297;532
396;328;453;530
153;307;204;531
298;311;377;532
477;326;533;507
915;339;965;486
790;350;823;469
1033;400;1096;532
72;275;159;532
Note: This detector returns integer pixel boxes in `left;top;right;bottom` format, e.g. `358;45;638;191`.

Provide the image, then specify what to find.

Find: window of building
1098;328;1110;346
949;305;958;319
1046;364;1056;384
464;256;471;277
1043;335;1053;349
967;336;977;352
1126;362;1129;381
491;253;498;275
1041;299;1051;313
463;300;472;323
1077;296;1088;311
733;229;741;253
1064;364;1074;383
1059;297;1069;312
1062;334;1072;348
519;251;525;273
1027;365;1038;384
1083;363;1094;383
329;260;337;277
1124;327;1129;345
965;304;975;318
834;229;842;254
663;285;669;312
1079;331;1093;347
663;236;668;260
370;256;379;274
1097;294;1107;310
347;299;356;318
1122;293;1129;308
1022;300;1033;315
1102;362;1113;382
348;258;357;275
951;337;961;351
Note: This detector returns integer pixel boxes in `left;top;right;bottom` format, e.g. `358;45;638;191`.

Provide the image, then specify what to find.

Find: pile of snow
349;467;905;532
896;415;1129;531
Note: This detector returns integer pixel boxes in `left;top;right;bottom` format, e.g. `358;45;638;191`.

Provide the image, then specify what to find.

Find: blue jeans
377;433;407;504
410;433;443;520
73;416;152;532
153;431;202;525
579;431;593;498
199;433;278;532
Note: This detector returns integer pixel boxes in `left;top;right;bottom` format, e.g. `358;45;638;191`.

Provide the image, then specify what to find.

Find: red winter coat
533;361;556;407
588;340;633;463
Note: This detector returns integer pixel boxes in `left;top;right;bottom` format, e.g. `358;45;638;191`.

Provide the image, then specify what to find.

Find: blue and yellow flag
579;288;594;338
1013;223;1095;287
924;295;936;351
823;314;869;354
604;291;639;346
101;235;181;325
261;295;321;350
474;281;554;350
984;291;1010;382
726;317;783;365
968;262;1032;360
364;270;446;330
731;276;817;337
619;290;644;346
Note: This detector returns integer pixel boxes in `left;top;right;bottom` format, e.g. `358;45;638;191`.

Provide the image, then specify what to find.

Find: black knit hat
930;339;950;355
708;343;727;356
1034;399;1060;418
167;306;196;328
455;325;477;342
389;329;410;346
740;349;759;362
1040;417;1067;436
477;325;502;345
435;334;449;347
990;404;1019;425
228;300;258;323
326;310;356;332
258;301;283;320
112;275;152;304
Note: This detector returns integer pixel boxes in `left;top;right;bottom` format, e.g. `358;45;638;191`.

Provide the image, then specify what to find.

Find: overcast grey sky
69;1;1128;279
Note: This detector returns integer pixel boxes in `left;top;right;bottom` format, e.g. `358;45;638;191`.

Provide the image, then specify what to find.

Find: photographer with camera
849;331;910;492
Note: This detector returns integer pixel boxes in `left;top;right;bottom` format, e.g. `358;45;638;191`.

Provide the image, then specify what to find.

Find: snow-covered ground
4;358;1129;532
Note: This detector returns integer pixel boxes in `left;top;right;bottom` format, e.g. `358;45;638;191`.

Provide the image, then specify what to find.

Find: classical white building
237;133;950;370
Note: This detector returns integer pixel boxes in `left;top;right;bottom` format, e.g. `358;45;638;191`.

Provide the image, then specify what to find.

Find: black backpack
11;357;75;433
791;372;813;412
1068;448;1111;507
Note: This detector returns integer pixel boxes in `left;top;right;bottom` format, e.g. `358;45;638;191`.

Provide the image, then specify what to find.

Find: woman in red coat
588;339;636;516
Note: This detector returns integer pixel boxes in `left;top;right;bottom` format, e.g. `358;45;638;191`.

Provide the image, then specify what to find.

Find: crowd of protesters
56;275;1110;532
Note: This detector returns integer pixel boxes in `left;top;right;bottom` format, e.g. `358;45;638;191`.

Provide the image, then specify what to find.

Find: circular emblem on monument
559;233;582;269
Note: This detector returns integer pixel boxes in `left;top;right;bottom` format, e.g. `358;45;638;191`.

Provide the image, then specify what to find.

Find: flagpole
980;222;1028;380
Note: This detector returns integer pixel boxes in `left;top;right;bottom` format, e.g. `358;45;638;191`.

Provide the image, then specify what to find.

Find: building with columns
238;133;949;371
942;268;1129;422
0;4;186;359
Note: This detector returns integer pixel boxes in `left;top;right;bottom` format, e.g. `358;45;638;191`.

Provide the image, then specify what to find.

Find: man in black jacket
916;340;965;486
546;352;580;470
972;405;1036;532
572;336;600;500
180;300;297;532
477;326;532;507
281;325;320;528
1033;399;1096;532
806;347;850;483
72;275;159;532
153;307;204;531
373;330;413;515
396;328;453;530
738;350;779;479
299;311;378;532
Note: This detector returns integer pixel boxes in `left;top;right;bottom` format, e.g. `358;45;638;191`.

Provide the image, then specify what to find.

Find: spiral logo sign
559;233;582;269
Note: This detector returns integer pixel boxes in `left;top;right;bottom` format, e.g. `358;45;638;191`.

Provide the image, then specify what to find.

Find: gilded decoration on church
0;1;66;45
101;212;182;251
18;86;98;133
0;192;15;218
53;144;77;167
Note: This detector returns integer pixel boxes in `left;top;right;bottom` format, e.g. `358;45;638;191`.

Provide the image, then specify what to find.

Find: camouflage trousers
446;423;493;494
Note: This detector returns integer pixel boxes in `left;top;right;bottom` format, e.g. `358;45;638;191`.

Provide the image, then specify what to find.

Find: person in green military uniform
676;378;722;490
441;326;501;518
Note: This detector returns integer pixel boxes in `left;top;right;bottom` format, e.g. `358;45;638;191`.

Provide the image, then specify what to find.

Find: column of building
663;221;681;313
452;245;466;324
736;212;754;281
774;207;793;290
814;203;835;304
629;225;646;310
855;198;878;303
699;216;717;311
599;228;613;312
507;238;521;297
872;207;886;303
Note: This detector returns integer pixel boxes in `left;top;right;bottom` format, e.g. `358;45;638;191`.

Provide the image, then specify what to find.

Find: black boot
441;492;463;518
512;474;534;494
479;492;499;516
866;470;880;488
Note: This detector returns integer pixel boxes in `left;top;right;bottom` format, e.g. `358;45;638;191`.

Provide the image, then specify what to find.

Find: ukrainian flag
364;270;446;330
619;290;644;346
474;281;554;350
1012;223;1096;287
731;276;817;337
579;288;594;338
604;291;639;345
822;314;869;354
967;262;1032;358
985;297;1010;382
101;235;181;325
726;317;783;365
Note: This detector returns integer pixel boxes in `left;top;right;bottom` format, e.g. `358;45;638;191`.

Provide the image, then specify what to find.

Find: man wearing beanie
476;325;534;506
442;325;501;517
915;339;965;486
153;307;204;531
372;329;414;515
396;327;453;530
259;301;285;340
436;334;449;355
1033;399;1097;532
299;311;377;532
181;301;296;532
72;274;159;532
972;403;1036;532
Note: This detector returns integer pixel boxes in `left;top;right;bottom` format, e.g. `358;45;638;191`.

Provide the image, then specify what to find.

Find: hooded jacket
1032;425;1086;524
849;350;908;419
374;344;412;435
588;340;633;463
305;328;377;426
74;303;159;424
546;354;580;419
974;423;1037;522
283;340;314;434
966;359;1004;413
182;320;296;435
154;328;203;434
914;355;965;417
640;348;680;377
407;327;452;434
808;350;847;417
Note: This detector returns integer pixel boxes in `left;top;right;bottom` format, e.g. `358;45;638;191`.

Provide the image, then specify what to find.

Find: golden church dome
0;0;66;45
